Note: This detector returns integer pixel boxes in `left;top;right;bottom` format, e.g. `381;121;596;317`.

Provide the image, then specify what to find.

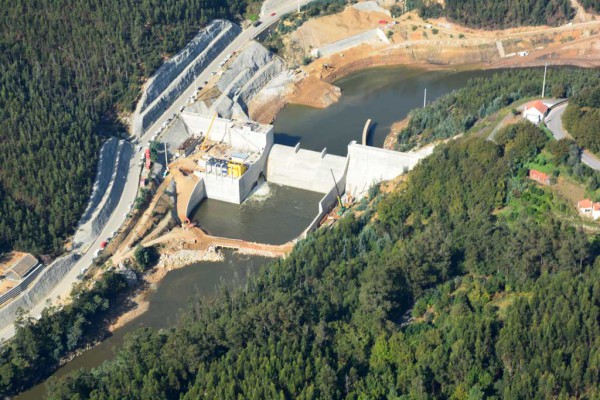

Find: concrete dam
165;111;430;230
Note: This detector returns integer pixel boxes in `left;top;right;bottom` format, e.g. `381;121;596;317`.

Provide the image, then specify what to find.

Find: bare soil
249;8;600;129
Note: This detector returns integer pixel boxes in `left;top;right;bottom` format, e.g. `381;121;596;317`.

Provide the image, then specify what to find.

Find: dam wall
266;144;347;194
304;163;349;235
345;142;423;198
185;178;206;218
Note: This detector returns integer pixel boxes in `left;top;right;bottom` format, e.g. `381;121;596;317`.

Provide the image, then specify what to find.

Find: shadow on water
274;132;302;147
366;122;378;146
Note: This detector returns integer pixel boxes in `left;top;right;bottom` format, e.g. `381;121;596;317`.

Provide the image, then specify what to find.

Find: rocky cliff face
199;41;287;119
140;20;242;131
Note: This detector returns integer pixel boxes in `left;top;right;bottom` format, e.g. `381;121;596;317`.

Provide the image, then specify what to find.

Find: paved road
0;0;312;343
545;102;600;171
545;102;569;140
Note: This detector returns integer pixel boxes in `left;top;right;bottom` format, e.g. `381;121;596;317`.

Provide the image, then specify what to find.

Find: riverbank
249;7;600;125
107;247;225;332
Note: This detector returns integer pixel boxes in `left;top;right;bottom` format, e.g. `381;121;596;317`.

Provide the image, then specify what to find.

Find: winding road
0;0;314;343
545;102;600;172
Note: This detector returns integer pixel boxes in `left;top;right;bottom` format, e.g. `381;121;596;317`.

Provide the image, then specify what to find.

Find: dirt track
249;8;600;124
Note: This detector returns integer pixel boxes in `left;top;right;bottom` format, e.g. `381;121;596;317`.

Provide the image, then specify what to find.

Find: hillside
31;120;600;399
395;68;599;151
0;0;256;256
413;0;574;28
563;84;600;153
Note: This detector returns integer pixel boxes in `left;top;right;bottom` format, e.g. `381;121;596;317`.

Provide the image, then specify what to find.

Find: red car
270;12;276;16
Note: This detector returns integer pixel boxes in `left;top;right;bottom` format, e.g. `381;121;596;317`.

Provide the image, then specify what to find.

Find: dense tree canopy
0;0;255;256
580;0;600;14
563;84;600;153
410;0;574;28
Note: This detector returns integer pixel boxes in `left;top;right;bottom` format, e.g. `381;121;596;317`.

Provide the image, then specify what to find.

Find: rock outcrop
139;20;242;132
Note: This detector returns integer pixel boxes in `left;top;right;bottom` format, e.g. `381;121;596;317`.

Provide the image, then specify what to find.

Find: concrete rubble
156;248;224;270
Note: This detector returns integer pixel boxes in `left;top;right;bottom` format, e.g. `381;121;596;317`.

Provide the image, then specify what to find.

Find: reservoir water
274;66;497;155
18;65;499;399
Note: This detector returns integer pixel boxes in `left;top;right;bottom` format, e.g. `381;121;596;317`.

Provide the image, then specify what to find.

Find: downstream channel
18;65;500;399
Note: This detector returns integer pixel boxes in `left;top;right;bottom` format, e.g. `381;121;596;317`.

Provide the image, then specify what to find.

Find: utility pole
541;63;547;98
423;88;427;108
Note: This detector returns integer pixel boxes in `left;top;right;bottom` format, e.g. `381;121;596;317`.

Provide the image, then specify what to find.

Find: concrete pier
362;119;372;145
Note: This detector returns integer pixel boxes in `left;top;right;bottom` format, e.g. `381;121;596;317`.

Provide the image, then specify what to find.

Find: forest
396;67;600;151
0;0;256;256
0;118;591;398
563;84;600;154
580;0;600;13
0;64;598;397
410;0;573;28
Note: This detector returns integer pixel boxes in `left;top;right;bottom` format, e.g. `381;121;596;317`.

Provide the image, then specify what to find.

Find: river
18;65;499;399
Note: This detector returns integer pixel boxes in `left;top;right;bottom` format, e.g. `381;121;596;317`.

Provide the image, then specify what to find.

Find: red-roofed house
577;199;600;219
523;100;549;125
578;199;593;215
528;169;551;185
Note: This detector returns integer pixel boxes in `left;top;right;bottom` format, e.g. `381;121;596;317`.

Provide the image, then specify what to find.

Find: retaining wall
304;163;348;235
73;141;133;249
0;263;44;306
313;29;387;58
141;21;238;112
141;21;242;131
76;138;120;227
0;254;80;330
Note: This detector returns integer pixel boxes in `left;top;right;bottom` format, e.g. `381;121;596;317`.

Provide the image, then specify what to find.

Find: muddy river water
18;65;499;399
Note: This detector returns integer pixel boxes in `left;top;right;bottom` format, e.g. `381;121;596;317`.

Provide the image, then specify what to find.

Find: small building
577;199;600;220
594;203;600;220
523;100;549;125
528;169;551;185
4;254;39;281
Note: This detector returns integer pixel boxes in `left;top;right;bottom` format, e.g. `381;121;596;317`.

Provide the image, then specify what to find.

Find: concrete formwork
266;144;347;193
345;141;424;198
